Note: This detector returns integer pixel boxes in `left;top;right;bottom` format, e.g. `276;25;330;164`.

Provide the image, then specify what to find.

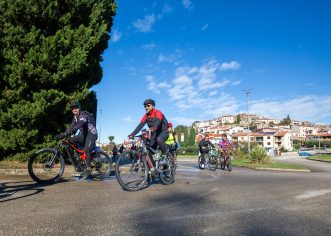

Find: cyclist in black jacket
56;102;98;179
198;134;215;168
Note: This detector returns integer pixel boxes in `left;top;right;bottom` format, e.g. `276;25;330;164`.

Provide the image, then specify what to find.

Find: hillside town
191;113;331;152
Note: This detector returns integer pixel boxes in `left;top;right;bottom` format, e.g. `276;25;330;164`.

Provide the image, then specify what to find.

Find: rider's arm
230;141;235;150
130;114;147;137
208;140;215;148
65;116;86;135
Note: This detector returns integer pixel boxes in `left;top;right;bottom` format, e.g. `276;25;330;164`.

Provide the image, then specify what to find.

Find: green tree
188;127;196;146
0;0;117;160
108;135;115;143
236;114;241;124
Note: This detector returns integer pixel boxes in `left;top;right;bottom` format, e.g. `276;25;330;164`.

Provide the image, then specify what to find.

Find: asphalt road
1;159;331;236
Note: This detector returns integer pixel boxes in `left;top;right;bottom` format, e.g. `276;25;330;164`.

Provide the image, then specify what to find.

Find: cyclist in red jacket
129;99;169;154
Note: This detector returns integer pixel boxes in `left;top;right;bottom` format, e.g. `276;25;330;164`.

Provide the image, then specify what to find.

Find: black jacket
65;111;97;136
199;138;215;151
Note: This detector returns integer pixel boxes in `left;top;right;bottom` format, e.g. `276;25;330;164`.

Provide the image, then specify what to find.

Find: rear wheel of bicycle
115;151;148;191
28;149;65;184
92;150;112;179
209;156;217;171
159;155;175;185
226;156;232;171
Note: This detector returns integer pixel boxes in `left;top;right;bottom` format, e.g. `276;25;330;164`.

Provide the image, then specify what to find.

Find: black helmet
70;101;81;109
143;99;155;106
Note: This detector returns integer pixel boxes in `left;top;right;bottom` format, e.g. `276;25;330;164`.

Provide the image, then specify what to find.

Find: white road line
296;189;331;199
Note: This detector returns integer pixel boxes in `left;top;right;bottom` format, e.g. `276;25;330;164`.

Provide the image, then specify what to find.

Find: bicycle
168;143;177;173
115;130;175;191
28;138;112;184
220;150;232;171
198;145;219;171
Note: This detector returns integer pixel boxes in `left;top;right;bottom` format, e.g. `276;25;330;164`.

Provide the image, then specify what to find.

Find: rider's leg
156;131;169;154
68;135;85;169
82;133;97;178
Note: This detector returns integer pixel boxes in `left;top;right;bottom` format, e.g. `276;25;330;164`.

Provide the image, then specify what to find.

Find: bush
183;145;199;155
249;145;271;164
234;148;248;160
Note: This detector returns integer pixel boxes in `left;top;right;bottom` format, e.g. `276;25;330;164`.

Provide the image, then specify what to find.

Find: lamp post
98;109;102;145
243;89;252;157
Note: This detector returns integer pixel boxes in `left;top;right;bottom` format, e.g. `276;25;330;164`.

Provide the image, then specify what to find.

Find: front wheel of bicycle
115;151;148;191
28;148;65;184
209;156;217;171
92;150;112;179
198;155;205;169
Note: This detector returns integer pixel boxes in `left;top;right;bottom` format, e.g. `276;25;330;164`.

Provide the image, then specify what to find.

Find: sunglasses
144;104;152;108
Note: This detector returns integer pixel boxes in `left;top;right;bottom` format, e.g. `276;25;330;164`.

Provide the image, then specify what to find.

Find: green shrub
249;145;271;164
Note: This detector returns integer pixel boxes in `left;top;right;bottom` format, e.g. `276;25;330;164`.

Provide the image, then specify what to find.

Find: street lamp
98;109;103;145
243;89;252;157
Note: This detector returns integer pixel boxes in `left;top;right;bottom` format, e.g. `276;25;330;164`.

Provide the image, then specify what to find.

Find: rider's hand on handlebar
55;133;65;140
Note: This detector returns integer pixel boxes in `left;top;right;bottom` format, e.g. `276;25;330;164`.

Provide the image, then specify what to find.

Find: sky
93;0;331;144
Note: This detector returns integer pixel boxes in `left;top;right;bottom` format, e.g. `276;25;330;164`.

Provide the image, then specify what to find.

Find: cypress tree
0;0;116;160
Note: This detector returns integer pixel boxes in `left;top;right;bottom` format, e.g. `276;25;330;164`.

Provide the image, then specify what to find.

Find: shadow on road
0;179;67;203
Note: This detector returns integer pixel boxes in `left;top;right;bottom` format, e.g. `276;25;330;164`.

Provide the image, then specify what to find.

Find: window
267;142;271;145
267;136;270;139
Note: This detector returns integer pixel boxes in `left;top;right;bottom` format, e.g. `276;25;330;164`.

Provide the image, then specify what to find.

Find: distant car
299;151;312;156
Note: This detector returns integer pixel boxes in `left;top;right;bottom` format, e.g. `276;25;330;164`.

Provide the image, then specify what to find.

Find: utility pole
98;109;102;146
243;89;252;157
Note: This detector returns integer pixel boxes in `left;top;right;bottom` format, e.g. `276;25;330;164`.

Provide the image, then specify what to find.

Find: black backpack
82;111;96;126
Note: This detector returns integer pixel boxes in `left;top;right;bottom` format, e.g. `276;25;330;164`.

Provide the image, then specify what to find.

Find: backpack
82;111;96;126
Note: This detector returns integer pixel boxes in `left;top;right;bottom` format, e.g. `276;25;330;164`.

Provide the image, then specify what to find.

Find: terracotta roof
274;131;288;137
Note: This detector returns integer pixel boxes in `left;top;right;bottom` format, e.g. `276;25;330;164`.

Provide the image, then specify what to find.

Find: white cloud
231;80;242;86
220;61;241;71
166;59;240;115
133;14;156;33
169;117;198;126
209;91;217;96
250;95;331;122
146;75;171;94
158;50;184;64
141;43;156;50
111;29;122;42
123;116;133;122
201;24;208;31
182;0;193;10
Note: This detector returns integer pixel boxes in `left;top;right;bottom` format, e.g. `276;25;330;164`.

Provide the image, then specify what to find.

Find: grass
232;159;308;170
308;154;331;163
0;160;27;169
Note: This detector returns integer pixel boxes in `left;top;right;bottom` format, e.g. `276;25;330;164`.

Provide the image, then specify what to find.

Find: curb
0;167;75;176
255;167;310;172
307;158;331;164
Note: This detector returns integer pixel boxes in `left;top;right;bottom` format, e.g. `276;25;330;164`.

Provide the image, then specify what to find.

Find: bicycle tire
115;150;148;191
198;155;206;169
28;148;65;184
92;150;112;179
159;154;175;185
226;156;232;172
209;156;217;171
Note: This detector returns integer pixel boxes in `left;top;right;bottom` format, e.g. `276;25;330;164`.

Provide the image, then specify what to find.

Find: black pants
150;131;169;154
70;133;98;168
199;148;209;163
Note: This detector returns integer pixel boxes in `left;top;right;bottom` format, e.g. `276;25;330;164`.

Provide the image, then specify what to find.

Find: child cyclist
218;133;235;163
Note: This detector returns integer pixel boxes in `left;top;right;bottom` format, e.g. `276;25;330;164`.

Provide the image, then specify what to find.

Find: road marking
296;189;331;199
